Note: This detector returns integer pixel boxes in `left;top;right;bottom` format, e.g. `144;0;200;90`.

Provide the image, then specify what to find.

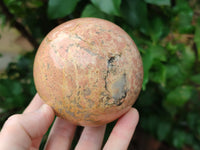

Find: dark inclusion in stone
105;56;128;106
112;73;127;106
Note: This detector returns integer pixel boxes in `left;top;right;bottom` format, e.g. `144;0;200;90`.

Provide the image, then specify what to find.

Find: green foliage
165;86;193;107
172;0;194;34
47;0;79;19
121;0;148;29
144;0;170;6
194;18;200;61
1;0;200;149
81;4;110;20
0;52;36;127
91;0;121;16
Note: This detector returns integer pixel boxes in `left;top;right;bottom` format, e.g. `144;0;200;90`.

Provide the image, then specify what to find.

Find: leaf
165;65;187;87
140;115;158;134
191;74;200;84
91;0;121;16
0;14;6;29
142;49;153;90
149;17;169;43
194;18;200;61
47;0;79;19
0;83;10;97
157;121;171;141
29;78;37;96
144;0;170;6
187;112;198;129
172;129;187;148
162;101;178;116
137;87;157;107
150;63;166;86
14;94;26;107
29;0;44;7
165;86;193;107
81;4;108;19
181;46;195;69
165;45;195;87
142;45;166;89
150;45;167;61
121;0;148;29
11;82;23;95
172;0;194;33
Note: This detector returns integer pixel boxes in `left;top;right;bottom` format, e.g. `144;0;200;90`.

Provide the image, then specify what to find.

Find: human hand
0;94;139;150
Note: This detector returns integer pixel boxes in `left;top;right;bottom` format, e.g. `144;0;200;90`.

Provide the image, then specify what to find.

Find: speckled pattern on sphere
33;18;143;126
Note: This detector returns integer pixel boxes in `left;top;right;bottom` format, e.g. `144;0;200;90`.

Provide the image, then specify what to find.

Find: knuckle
5;114;21;126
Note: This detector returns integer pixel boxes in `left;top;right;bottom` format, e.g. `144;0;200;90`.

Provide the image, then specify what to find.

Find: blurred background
0;0;200;149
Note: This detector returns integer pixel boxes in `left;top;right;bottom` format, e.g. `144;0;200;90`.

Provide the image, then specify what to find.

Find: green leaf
197;120;200;135
149;17;169;43
3;97;15;109
166;45;195;87
142;45;166;89
165;86;193;107
0;14;6;29
150;63;166;86
166;42;179;54
137;88;157;107
91;0;121;16
47;0;79;19
194;18;200;61
165;65;187;87
157;121;171;141
177;12;194;33
150;45;167;61
11;82;23;95
14;94;26;107
144;0;170;6
162;101;178;116
191;74;200;84
181;46;195;69
187;112;198;129
172;129;187;148
0;83;10;97
172;0;194;33
142;49;153;89
81;4;108;19
29;0;44;7
121;0;148;29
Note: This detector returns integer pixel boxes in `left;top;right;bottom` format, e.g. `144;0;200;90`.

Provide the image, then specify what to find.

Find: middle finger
45;117;77;150
75;125;106;150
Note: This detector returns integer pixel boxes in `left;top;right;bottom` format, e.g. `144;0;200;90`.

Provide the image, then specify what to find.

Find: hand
0;94;139;150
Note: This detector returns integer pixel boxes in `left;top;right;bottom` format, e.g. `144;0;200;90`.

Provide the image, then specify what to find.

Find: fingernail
38;104;50;113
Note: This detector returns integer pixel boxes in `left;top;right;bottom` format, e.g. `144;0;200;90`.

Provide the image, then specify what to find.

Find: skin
0;94;139;150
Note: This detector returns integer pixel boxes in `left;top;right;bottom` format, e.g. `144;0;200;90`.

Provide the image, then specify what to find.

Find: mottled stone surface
33;18;143;126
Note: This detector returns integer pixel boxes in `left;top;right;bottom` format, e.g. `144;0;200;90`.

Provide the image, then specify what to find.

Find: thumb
0;104;55;150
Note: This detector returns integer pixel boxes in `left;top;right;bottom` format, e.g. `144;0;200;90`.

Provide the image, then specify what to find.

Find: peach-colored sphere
33;18;143;126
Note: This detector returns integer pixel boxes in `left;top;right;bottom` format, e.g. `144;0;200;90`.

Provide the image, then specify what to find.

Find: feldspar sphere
33;18;143;126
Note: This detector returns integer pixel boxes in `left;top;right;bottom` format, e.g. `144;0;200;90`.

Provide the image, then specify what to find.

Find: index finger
23;94;44;114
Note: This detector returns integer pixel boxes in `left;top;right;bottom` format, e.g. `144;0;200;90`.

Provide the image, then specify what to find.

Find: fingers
75;125;106;150
0;104;55;150
23;94;44;113
23;94;47;148
103;108;139;150
44;117;77;150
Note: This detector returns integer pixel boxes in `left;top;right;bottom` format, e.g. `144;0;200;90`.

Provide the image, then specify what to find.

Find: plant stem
0;0;39;50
